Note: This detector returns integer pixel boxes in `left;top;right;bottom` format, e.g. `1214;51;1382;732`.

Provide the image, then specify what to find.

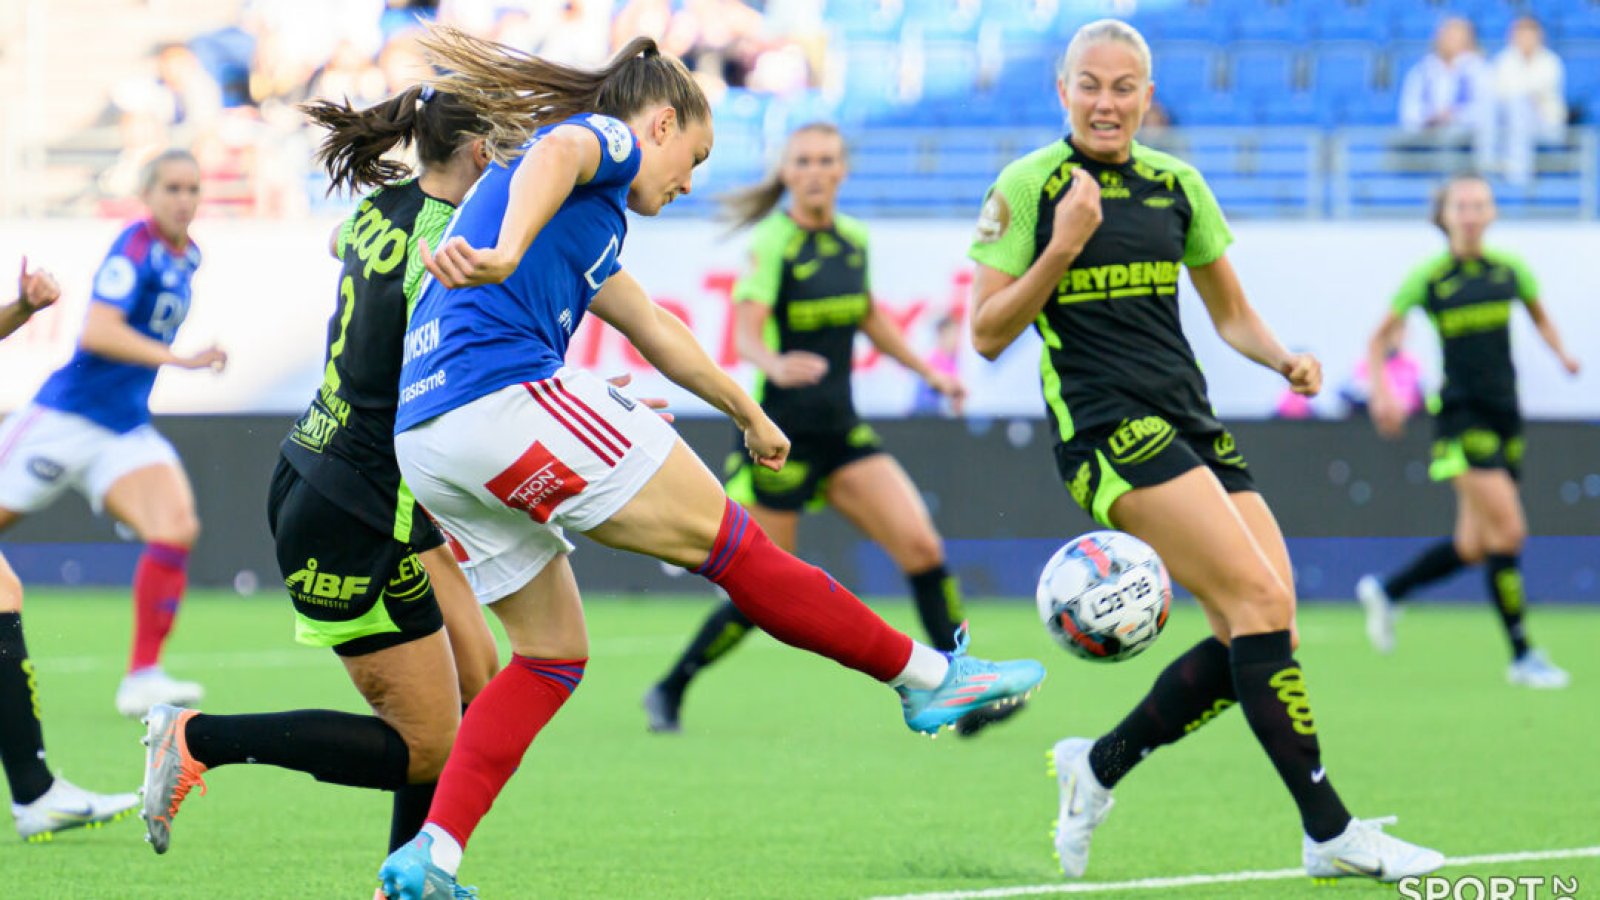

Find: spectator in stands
104;44;224;199
1492;16;1567;187
1399;17;1493;171
911;315;964;416
309;40;390;109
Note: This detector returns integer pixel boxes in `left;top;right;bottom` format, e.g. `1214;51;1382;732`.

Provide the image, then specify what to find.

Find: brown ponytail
302;85;485;194
718;122;844;232
418;27;710;162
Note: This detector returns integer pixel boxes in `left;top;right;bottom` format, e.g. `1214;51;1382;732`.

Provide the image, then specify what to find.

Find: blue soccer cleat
898;627;1046;735
379;833;478;899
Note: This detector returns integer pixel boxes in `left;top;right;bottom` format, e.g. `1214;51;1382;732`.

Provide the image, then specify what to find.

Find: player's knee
144;510;200;548
1219;573;1294;634
404;722;458;783
1485;521;1526;555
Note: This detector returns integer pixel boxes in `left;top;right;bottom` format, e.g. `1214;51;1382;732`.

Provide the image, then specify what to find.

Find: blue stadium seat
1231;43;1300;100
1391;2;1466;41
825;0;904;39
1552;0;1600;39
1233;0;1315;42
1150;42;1219;97
1311;1;1395;42
904;0;982;38
839;40;903;120
1126;0;1236;43
1311;41;1382;106
1563;42;1600;120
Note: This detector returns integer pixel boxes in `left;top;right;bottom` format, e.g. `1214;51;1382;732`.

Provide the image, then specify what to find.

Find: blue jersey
33;220;201;433
395;113;641;433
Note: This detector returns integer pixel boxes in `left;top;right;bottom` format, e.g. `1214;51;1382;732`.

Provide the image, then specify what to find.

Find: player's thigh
419;544;499;704
825;452;944;572
341;628;462;783
1227;490;1301;646
100;459;199;547
1456;468;1525;550
583;439;730;570
1111;467;1293;638
0;552;21;613
484;552;587;660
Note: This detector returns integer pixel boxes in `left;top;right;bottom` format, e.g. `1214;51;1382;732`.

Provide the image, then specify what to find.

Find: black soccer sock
389;781;436;852
1382;538;1467;602
0;613;53;805
1230;631;1351;842
657;600;754;698
1485;555;1532;660
1088;636;1236;789
185;710;410;790
907;565;963;653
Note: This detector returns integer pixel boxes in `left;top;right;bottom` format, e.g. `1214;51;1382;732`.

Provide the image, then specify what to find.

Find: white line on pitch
867;846;1600;900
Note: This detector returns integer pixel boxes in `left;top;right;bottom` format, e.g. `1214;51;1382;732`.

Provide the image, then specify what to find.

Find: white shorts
396;368;678;605
0;404;181;515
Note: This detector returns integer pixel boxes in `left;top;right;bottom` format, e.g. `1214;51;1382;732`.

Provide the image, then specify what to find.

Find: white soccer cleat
1356;575;1396;654
116;668;204;719
1303;816;1444;883
12;776;138;842
1507;650;1570;689
1049;737;1113;878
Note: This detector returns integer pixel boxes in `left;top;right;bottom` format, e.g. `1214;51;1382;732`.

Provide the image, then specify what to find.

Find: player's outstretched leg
1052;636;1235;876
685;498;1044;735
645;599;753;733
1356;538;1466;654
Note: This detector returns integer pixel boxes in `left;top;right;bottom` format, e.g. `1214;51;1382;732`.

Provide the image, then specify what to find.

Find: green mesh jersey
735;210;872;435
281;179;456;544
1392;247;1538;414
968;138;1233;442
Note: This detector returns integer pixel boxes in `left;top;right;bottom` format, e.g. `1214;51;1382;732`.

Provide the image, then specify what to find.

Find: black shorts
725;423;884;512
1430;402;1524;481
266;457;443;657
1054;414;1255;527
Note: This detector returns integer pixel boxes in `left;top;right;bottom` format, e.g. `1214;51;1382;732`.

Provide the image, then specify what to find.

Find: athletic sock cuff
143;542;190;568
512;656;588;696
1229;630;1293;666
694;499;753;582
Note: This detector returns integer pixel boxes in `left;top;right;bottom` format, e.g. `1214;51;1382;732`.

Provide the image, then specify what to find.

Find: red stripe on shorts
524;382;615;467
536;380;625;461
0;407;45;468
554;377;632;450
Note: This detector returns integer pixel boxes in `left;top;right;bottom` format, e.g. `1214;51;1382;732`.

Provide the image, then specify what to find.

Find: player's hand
180;345;228;373
1279;352;1321;397
1560;353;1581;376
1369;388;1406;439
767;351;829;388
419;236;517;288
926;370;967;415
743;415;790;472
1047;167;1103;256
605;373;673;423
17;257;60;313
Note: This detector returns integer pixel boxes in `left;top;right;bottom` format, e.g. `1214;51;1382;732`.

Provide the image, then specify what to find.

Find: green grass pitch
5;590;1597;899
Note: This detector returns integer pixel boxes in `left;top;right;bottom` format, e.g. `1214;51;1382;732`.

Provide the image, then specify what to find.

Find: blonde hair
718;122;844;232
420;27;709;163
1059;18;1153;81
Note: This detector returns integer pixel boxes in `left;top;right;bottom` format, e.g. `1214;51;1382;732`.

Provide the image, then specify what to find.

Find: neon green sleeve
1176;167;1232;268
1390;254;1444;314
731;215;791;307
405;197;456;312
335;206;360;262
1488;248;1541;303
835;214;872;293
967;161;1043;278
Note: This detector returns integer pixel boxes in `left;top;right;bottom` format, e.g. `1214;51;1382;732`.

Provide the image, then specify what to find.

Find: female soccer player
1356;173;1577;687
967;19;1441;885
644;122;1010;737
376;30;1043;898
137;86;504;864
0;150;223;720
2;258;141;841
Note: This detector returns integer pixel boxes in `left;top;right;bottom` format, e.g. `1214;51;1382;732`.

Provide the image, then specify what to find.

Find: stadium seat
1231;42;1301;100
825;0;904;39
1233;0;1315;42
1311;0;1396;42
1552;0;1600;39
1563;42;1600;121
1391;2;1464;41
1125;0;1236;44
920;39;982;100
1150;42;1220;99
904;0;982;39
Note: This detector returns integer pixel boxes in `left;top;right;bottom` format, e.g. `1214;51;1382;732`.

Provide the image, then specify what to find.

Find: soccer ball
1036;531;1172;662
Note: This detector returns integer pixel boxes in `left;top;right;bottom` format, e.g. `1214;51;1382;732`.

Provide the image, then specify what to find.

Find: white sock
421;823;463;876
890;641;950;690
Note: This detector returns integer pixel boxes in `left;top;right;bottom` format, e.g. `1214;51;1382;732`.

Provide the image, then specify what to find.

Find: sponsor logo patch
26;457;64;483
587;114;634;163
485;441;588;524
94;256;137;301
974;189;1010;244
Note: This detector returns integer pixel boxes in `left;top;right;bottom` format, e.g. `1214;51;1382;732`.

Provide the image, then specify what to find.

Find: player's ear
652;105;678;145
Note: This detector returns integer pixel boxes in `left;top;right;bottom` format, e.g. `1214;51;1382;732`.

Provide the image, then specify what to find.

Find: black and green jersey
280;179;455;545
967;138;1233;442
1392;248;1537;415
735;210;872;435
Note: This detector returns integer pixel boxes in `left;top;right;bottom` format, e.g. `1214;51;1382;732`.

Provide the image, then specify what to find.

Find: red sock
695;499;912;682
130;542;188;673
425;655;585;848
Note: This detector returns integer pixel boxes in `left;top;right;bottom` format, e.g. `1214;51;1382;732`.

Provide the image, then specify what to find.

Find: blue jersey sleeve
569;114;642;188
89;230;146;314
